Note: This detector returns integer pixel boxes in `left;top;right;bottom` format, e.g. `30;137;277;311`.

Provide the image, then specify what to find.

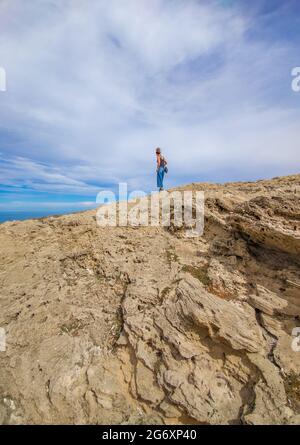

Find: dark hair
156;147;161;154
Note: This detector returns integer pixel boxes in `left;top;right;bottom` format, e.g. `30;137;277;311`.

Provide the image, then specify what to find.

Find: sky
0;0;300;215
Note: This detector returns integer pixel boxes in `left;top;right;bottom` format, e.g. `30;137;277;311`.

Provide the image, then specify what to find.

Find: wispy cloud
0;154;100;194
0;0;299;212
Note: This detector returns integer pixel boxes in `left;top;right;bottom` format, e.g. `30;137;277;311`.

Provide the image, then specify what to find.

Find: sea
0;210;79;224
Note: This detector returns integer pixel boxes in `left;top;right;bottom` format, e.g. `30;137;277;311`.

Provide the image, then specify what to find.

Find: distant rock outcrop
0;174;299;424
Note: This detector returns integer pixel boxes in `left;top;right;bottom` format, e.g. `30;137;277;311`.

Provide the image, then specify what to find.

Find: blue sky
0;0;300;214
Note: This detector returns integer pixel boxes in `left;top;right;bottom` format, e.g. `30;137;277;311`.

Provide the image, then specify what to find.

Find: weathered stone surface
0;174;299;424
227;194;300;255
260;313;283;338
248;284;300;319
273;333;300;375
135;361;165;405
244;353;293;425
249;285;289;316
290;415;300;425
175;276;264;353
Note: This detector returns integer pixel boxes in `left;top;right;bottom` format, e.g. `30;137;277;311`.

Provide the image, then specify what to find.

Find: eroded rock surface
0;174;299;424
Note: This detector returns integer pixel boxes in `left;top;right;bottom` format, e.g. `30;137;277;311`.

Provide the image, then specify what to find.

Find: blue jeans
157;166;165;189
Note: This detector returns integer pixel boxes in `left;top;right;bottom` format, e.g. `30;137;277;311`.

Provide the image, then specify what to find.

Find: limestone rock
249;285;289;316
273;333;300;375
135;361;165;405
0;174;299;425
260;313;283;338
176;276;264;353
244;353;293;425
249;285;299;317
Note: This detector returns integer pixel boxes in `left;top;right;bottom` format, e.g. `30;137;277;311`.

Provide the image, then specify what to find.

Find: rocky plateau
0;174;299;425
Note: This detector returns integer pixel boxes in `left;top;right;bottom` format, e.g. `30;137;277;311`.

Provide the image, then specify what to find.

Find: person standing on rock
156;147;168;191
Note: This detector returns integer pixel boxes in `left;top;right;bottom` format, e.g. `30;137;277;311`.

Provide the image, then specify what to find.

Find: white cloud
0;0;299;198
0;154;100;194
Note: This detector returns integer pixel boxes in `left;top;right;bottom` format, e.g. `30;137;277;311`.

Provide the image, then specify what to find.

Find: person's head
156;147;161;154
